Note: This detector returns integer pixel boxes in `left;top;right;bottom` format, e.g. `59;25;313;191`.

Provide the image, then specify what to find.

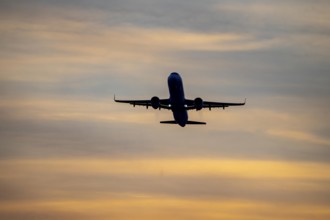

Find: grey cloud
1;111;329;162
0;0;330;164
3;0;329;35
0;1;329;219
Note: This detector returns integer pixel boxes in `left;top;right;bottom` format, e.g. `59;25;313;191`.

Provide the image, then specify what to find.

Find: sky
0;0;330;219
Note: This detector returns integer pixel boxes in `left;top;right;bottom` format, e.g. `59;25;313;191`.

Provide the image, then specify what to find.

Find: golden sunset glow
0;0;329;219
2;159;330;179
1;158;329;219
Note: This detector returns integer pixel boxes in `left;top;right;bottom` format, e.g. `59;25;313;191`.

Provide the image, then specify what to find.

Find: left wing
185;98;246;110
114;96;171;110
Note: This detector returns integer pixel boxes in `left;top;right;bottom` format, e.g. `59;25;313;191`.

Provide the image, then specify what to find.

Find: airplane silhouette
115;72;245;127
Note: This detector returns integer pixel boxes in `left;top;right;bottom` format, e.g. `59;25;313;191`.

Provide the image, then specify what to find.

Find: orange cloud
2;158;329;180
0;194;329;220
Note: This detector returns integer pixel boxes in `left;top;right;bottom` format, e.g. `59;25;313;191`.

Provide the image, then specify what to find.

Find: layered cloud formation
0;0;329;219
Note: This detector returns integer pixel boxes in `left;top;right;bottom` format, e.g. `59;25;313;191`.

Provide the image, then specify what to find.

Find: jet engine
151;96;160;109
194;97;203;111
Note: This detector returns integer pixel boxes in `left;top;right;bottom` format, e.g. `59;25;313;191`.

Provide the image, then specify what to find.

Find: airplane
114;72;245;127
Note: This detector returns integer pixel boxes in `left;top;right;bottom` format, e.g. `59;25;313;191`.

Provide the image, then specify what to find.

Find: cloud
1;198;329;220
1;0;329;104
1;97;329;162
3;158;329;180
216;1;330;29
1;158;330;219
0;1;330;219
1;198;328;220
0;15;280;83
0;0;330;219
267;129;330;146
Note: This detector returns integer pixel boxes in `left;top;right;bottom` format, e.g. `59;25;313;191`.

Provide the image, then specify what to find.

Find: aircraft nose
169;72;181;80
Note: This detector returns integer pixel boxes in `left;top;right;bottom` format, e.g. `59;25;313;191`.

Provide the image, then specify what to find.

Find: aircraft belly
172;109;188;127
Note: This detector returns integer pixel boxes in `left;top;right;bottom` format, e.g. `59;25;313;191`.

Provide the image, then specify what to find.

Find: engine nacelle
194;97;203;111
151;96;160;109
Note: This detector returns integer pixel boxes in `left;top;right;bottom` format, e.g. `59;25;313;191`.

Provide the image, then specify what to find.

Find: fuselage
168;72;188;127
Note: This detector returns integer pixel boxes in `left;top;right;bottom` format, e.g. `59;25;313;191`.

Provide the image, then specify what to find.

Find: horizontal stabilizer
160;120;206;125
186;121;206;125
160;120;177;124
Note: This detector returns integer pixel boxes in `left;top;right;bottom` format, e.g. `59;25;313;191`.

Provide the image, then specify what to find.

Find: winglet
114;94;117;102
